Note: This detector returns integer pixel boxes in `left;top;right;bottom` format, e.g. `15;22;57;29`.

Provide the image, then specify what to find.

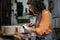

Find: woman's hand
28;22;35;27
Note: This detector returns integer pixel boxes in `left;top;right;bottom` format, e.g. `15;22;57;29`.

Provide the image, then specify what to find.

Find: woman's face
28;4;35;14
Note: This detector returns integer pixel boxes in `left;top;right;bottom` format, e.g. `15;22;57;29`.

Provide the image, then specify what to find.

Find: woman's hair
27;0;46;13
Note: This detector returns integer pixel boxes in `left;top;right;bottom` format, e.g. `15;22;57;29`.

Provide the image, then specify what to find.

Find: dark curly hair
27;0;46;13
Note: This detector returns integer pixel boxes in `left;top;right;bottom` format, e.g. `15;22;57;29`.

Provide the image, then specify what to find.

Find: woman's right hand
28;22;35;27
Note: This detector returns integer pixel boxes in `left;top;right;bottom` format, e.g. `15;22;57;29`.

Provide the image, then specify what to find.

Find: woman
26;0;53;40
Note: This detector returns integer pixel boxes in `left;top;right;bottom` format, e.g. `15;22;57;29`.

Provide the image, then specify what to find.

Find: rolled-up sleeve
35;11;52;35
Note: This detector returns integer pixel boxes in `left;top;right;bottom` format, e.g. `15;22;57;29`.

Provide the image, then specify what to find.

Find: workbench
2;32;31;40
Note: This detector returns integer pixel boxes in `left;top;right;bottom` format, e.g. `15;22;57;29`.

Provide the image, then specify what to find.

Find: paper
22;24;29;29
22;24;31;31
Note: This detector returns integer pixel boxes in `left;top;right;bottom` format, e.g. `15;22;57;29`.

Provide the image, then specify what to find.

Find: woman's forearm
30;28;36;32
